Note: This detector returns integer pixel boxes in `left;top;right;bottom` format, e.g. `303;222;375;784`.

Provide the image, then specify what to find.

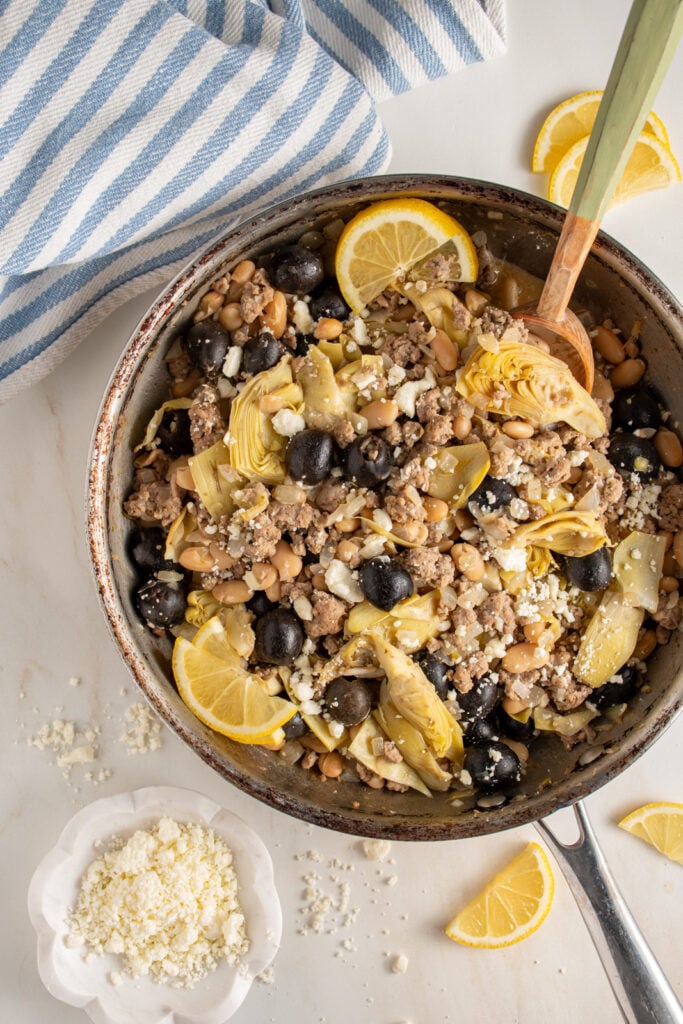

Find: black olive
496;707;536;741
469;475;518;513
283;712;308;740
247;591;278;617
464;717;499;745
253;609;304;666
241;330;285;376
608;433;661;481
589;662;640;709
456;673;500;721
563;546;612;592
344;434;393;486
129;526;175;573
309;281;350;321
360;557;414;612
156;408;192;457
270;245;324;294
612;387;662;431
184;320;230;376
292;333;314;356
285;429;335;484
324;677;373;726
464;742;522;791
135;577;186;629
414;651;450;700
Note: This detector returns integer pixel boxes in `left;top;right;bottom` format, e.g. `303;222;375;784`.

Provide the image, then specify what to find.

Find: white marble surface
2;2;682;1022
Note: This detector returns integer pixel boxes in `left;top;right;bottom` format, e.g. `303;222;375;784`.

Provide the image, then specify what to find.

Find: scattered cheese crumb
120;702;162;755
272;407;306;438
361;838;392;862
391;953;409;974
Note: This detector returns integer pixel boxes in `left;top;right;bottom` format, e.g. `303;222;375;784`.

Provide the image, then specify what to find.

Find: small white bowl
28;786;282;1024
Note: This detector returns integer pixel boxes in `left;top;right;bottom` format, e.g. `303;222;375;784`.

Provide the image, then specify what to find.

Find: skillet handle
535;801;683;1024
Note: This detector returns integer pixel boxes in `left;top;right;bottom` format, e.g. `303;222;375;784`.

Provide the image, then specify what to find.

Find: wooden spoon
512;0;683;393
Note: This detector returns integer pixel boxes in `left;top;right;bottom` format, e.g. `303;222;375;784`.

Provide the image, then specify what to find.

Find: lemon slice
335;198;478;313
445;842;554;948
548;131;681;209
618;802;683;866
172;636;297;743
532;90;670;175
192;615;242;664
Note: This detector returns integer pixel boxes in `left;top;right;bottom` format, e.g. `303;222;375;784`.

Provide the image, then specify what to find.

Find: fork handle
536;802;683;1024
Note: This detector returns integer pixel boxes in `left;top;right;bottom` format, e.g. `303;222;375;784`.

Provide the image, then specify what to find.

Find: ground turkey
478;592;517;639
658;483;683;531
239;269;274;323
415;388;441;423
240;511;281;561
384;484;426;525
381;332;422;368
651;589;682;631
189;383;226;453
268;500;316;533
314;479;350;513
512;432;572;487
423;414;455;445
305;592;349;638
123;476;184;528
399;548;455;589
572;462;624;519
543;649;591;711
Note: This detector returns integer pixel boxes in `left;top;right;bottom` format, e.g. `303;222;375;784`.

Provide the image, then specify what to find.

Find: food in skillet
124;199;683;801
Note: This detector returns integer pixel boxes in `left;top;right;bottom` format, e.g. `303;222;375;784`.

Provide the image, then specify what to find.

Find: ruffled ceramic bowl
28;786;281;1024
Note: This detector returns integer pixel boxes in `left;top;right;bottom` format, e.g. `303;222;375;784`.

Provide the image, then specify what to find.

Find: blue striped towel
0;0;506;403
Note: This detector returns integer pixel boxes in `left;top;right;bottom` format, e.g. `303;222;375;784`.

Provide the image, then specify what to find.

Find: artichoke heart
573;590;644;688
533;705;599;736
134;397;193;452
165;505;198;562
375;694;453;791
358;516;428;549
295;345;355;430
347;717;431;796
505;510;607;558
189;440;242;521
368;633;463;762
185;589;221;627
613;531;666;613
228;357;298;484
401;284;470;345
217;604;255;658
347;591;444;652
425;443;490;507
335;354;385;389
455;339;606;438
315;634;378;685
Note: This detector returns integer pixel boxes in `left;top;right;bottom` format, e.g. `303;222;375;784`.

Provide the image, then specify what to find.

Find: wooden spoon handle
538;0;683;323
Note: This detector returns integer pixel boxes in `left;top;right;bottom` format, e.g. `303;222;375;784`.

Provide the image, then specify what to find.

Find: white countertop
2;2;682;1021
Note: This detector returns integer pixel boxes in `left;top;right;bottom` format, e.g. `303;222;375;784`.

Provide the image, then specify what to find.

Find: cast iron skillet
87;176;683;1022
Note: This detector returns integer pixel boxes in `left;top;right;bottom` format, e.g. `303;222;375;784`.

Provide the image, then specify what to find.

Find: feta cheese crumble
68;817;249;988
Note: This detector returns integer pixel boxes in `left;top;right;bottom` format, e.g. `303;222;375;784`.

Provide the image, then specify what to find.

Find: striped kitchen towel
0;0;506;403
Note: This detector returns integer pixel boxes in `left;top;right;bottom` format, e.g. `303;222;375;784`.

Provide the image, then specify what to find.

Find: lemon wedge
445;842;555;948
618;802;683;866
532;90;670;175
548;131;681;209
334;198;478;313
172;633;297;744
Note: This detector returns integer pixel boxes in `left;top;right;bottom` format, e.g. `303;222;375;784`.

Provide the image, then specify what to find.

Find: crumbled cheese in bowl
68;817;249;988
